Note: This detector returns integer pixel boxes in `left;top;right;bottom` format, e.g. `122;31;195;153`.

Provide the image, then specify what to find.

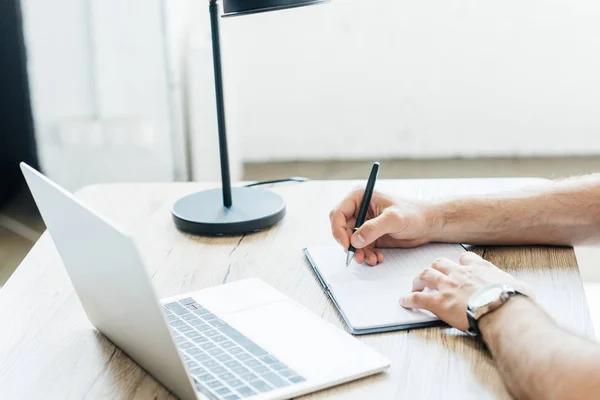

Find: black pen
346;162;380;266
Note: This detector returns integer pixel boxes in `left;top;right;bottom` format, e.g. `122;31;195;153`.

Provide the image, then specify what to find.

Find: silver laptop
21;163;389;400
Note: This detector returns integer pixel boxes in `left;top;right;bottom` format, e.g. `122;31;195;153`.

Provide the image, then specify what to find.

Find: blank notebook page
305;244;466;330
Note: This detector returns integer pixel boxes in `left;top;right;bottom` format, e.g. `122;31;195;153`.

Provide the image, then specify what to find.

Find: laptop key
263;372;287;388
198;373;214;382
224;360;240;369
216;387;232;396
194;308;210;315
224;395;240;400
179;297;196;305
212;335;227;343
204;329;219;337
195;353;211;363
179;342;195;350
209;319;227;328
169;320;185;328
192;336;208;344
204;360;218;368
188;319;210;331
235;353;252;362
216;354;233;363
167;315;177;322
210;365;226;375
241;373;257;382
232;366;249;375
200;342;216;350
260;355;278;364
270;362;286;371
190;367;205;375
221;341;235;349
201;313;218;321
253;365;269;374
245;360;260;368
236;386;256;397
279;368;295;378
184;331;201;339
207;380;223;389
164;302;189;315
250;380;272;393
178;325;193;333
219;372;235;381
289;375;305;384
208;348;224;356
181;313;197;321
226;379;243;388
228;347;243;355
174;336;187;344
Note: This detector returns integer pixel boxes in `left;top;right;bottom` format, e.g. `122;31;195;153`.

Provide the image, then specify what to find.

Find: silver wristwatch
466;283;526;337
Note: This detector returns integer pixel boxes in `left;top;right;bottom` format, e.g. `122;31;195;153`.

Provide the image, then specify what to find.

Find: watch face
470;285;505;309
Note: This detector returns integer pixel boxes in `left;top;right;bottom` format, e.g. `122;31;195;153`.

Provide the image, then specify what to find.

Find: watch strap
466;285;526;337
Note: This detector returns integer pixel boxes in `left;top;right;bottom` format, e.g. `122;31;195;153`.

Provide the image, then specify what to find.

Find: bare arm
480;296;600;400
399;252;600;400
431;174;600;246
330;174;600;266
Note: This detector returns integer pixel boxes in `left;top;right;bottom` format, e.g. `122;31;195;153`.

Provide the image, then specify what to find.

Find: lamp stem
209;0;232;207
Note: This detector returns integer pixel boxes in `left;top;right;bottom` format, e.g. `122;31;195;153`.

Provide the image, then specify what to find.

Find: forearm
480;297;600;400
429;174;600;245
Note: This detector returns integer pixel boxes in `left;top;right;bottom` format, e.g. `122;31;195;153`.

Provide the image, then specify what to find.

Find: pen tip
346;251;354;267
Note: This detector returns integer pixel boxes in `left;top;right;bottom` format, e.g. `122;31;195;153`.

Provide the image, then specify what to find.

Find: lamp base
172;187;286;236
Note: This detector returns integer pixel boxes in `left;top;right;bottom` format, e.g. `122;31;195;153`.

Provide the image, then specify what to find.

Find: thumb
351;210;397;248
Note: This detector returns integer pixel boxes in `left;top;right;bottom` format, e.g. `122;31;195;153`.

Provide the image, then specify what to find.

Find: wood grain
0;179;594;400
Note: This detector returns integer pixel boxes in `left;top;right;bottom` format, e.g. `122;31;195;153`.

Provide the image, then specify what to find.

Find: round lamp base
171;187;286;236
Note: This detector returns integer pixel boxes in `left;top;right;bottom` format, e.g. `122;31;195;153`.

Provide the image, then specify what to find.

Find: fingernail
354;234;365;246
399;297;407;306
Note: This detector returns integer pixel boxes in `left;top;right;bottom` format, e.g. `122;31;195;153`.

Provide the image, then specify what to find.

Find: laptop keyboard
164;298;306;400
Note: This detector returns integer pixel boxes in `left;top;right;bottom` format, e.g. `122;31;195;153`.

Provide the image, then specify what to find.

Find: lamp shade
223;0;328;17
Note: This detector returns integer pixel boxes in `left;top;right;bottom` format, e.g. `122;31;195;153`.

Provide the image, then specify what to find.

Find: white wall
23;0;600;180
221;0;600;161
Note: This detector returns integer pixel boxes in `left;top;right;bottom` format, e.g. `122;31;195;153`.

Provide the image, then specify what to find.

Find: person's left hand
400;252;533;332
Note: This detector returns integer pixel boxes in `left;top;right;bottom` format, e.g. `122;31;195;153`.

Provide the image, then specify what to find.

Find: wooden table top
0;179;594;400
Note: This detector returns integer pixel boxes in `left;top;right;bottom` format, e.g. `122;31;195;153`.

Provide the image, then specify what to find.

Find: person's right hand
329;188;440;266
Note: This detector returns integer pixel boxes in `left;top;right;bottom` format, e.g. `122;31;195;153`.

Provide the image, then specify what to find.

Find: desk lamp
172;0;328;235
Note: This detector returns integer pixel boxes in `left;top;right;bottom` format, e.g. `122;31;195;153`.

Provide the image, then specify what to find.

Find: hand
329;188;438;265
400;252;534;332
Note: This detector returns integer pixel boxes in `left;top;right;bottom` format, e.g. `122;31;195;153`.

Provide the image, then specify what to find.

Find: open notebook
304;244;466;335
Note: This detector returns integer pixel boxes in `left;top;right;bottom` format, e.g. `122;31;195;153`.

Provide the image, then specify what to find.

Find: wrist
478;295;534;340
425;200;464;242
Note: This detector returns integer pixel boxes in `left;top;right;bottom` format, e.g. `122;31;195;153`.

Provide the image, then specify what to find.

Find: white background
20;0;600;187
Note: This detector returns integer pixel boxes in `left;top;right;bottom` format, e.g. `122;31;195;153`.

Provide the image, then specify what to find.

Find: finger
351;208;398;249
430;257;459;274
330;212;350;249
345;217;357;238
353;249;366;264
363;248;378;266
400;292;438;312
458;251;483;266
412;267;449;292
375;249;384;263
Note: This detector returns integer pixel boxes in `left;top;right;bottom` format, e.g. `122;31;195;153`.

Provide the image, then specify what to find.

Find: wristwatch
466;283;527;337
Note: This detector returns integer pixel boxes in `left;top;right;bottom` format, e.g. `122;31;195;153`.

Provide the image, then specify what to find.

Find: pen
346;162;380;266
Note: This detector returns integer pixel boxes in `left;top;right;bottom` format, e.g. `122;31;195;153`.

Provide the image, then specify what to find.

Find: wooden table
0;179;595;400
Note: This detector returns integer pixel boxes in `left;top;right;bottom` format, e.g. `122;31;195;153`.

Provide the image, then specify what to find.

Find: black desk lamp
172;0;328;235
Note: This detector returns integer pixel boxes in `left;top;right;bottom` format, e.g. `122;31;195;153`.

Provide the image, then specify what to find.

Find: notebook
303;244;467;335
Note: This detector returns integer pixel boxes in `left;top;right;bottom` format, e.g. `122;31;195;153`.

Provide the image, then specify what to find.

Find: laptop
20;163;389;400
